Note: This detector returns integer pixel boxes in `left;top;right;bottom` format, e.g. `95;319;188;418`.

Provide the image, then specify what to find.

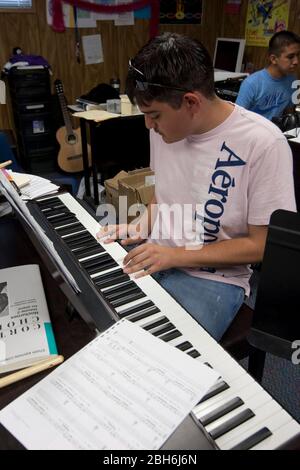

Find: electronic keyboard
25;192;300;451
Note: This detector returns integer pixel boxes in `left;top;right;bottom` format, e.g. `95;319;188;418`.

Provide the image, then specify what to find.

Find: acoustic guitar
55;79;91;173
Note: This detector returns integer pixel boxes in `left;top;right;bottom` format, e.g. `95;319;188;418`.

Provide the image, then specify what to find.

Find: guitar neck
58;94;74;136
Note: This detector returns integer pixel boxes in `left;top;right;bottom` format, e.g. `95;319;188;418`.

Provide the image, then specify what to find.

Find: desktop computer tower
7;67;58;173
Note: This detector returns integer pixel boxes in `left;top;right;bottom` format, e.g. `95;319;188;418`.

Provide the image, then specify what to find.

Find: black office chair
272;111;300;133
221;209;300;382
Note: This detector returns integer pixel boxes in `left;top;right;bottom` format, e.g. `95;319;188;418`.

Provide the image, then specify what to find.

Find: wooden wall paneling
116;20;149;94
7;0;298;132
200;0;225;55
288;0;300;35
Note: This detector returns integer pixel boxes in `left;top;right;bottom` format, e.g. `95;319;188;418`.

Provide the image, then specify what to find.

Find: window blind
0;0;32;8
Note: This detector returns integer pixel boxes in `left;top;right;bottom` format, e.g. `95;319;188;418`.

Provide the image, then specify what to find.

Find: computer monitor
213;37;246;73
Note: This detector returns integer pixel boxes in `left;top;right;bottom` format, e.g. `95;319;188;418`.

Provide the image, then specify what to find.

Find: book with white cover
0;264;58;374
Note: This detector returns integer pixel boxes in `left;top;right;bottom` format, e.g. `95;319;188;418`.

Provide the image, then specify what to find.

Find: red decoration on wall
225;0;242;15
51;0;159;38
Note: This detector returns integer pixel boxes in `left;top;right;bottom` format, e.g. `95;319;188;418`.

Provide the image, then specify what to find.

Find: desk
78;113;150;207
0;214;95;449
214;70;248;82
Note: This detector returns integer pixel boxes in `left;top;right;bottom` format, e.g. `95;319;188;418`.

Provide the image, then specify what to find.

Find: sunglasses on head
128;59;189;93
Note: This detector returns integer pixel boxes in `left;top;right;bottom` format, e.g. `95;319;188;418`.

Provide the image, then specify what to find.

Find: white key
78;252;105;262
251;419;300;450
90;265;121;280
205;391;272;437
222;409;294;450
215;399;284;448
61;228;86;238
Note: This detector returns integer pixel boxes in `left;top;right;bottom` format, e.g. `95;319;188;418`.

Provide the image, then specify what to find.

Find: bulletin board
245;0;291;47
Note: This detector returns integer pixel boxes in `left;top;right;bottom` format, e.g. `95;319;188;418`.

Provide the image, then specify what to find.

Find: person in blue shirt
236;31;300;120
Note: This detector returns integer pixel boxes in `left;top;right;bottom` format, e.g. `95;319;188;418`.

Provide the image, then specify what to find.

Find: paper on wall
82;34;104;65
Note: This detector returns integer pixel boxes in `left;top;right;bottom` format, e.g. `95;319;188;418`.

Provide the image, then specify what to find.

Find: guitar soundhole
67;134;77;145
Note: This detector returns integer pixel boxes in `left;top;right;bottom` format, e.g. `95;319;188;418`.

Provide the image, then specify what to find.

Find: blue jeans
152;269;245;341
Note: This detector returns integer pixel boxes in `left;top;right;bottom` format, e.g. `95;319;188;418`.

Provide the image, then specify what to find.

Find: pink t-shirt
149;104;296;295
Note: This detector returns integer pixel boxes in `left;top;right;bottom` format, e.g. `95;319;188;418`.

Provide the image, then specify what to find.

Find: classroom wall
0;0;299;131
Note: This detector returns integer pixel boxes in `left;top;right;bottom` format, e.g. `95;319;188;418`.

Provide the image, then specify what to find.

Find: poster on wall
245;0;291;47
160;0;203;25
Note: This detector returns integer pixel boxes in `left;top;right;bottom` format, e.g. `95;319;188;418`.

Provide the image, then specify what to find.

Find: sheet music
0;319;219;450
0;172;80;293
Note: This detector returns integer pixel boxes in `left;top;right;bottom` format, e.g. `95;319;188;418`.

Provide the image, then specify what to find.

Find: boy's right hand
96;224;145;246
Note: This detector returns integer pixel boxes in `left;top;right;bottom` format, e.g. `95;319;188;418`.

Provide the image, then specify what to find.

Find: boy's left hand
123;243;179;278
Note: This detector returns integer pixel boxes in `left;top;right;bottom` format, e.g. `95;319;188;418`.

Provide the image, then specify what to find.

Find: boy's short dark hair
269;30;300;56
126;33;215;108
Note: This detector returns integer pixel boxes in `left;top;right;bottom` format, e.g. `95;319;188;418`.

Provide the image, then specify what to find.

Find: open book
0;264;58;374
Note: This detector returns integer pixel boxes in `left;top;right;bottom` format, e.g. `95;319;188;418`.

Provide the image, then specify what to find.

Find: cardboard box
104;168;155;221
119;169;155;222
104;170;128;212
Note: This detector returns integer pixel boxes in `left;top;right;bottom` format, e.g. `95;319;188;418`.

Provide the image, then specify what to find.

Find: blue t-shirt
236;69;296;120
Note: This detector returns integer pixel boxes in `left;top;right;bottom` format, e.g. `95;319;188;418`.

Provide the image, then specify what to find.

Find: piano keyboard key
199;380;230;403
230;427;272;450
200;397;244;427
110;291;146;308
210;409;255;440
220;406;295;450
34;193;300;451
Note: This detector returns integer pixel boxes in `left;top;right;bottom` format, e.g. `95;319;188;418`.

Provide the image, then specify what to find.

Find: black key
72;240;100;253
176;341;193;352
41;203;66;212
81;253;111;269
48;214;76;225
110;292;146;308
160;329;182;342
52;217;78;229
37;197;62;208
56;222;84;236
63;230;91;244
199;381;230;403
230;427;273;451
102;280;135;297
86;259;117;275
143;316;169;331
46;209;73;218
73;245;104;259
128;307;161;322
66;237;96;250
44;208;71;217
187;349;201;358
95;272;130;289
210;409;255;440
105;285;141;302
118;300;156;318
201;397;244;426
204;362;213;368
93;268;123;284
39;201;66;210
152;323;175;337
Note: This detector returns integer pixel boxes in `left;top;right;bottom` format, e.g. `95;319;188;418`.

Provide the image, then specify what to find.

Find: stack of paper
0;319;219;450
9;171;60;200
